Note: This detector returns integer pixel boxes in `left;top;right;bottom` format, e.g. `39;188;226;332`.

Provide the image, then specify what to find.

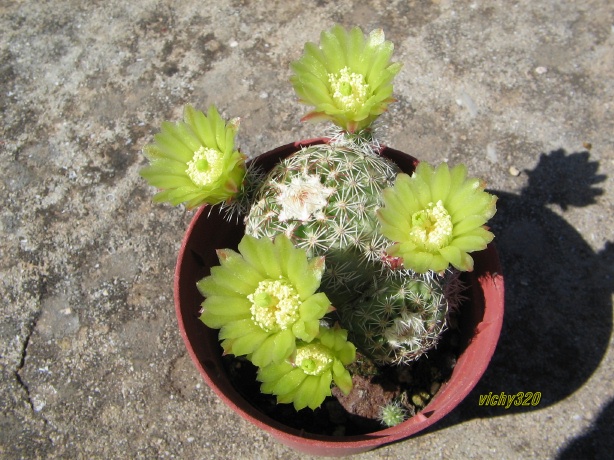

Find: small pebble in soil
430;381;441;396
411;392;429;408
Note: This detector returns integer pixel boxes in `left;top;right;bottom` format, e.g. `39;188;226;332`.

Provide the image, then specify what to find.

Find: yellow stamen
247;279;301;332
186;146;223;187
409;200;453;251
328;67;369;113
295;343;334;376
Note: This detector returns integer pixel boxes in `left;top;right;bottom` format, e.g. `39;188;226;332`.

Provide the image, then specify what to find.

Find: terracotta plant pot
174;139;504;456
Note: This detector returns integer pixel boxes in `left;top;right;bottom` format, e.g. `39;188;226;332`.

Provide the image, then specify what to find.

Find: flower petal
299;293;331;321
216;249;262;288
230;330;269;356
346;26;366;70
237;235;278;278
451;230;493;251
218;319;261;340
429;163;452;203
272;329;296;362
257;361;293;383
332;360;353;395
250;334;279;367
273;368;308;396
311;372;333;409
438;245;465;270
320;26;346;72
451;214;490;236
284;246;311;298
199;311;249;330
337;341;357;365
292;376;319;410
208;265;256;296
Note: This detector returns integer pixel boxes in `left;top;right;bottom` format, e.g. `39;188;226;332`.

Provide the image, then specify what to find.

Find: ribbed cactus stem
340;273;449;365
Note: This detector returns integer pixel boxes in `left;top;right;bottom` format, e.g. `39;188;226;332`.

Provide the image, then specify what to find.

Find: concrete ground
1;0;613;458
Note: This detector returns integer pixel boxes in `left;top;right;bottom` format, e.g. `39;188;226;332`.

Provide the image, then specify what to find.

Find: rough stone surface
1;1;613;458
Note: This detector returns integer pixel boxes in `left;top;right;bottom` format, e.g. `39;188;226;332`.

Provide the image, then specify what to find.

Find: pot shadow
421;150;612;442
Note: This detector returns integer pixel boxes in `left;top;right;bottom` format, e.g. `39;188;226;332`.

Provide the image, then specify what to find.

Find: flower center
276;174;334;222
328;67;369;113
409;200;453;251
247;279;301;332
186;146;223;187
294;343;334;376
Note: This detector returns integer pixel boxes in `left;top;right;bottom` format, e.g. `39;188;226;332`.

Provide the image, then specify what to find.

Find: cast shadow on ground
420;150;613;452
556;397;614;459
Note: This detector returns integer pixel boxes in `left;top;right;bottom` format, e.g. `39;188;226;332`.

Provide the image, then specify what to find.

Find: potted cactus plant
141;25;504;456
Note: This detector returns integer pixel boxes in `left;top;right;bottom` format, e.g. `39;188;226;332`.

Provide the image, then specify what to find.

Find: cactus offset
378;400;408;427
340;272;449;365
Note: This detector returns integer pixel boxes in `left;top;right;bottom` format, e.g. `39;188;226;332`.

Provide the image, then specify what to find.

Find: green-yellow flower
257;325;356;410
290;24;402;133
140;105;246;209
197;234;332;367
377;162;497;273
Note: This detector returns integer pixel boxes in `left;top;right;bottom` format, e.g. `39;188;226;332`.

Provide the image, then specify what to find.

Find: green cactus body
378;400;408;427
340;274;448;365
245;142;399;306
